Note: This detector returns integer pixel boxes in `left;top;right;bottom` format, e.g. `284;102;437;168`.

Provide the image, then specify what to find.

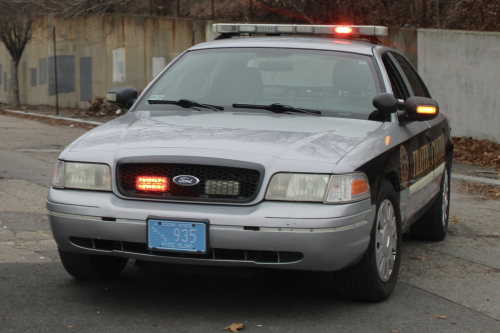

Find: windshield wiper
148;99;224;112
232;103;321;115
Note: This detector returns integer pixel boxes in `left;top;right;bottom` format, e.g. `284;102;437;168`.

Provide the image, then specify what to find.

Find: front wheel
334;179;402;302
59;248;129;281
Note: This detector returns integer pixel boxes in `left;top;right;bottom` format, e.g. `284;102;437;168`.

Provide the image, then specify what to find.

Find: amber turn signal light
416;106;437;114
136;176;168;191
351;179;369;196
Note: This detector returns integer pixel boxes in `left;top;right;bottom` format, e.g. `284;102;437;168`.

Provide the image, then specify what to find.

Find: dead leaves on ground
453;136;500;171
455;181;500;200
408;256;427;261
225;323;245;332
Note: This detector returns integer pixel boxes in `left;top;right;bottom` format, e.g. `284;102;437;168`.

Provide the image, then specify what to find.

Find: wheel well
384;171;400;192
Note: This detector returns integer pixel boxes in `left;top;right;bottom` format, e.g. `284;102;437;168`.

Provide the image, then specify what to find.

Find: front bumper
47;188;375;272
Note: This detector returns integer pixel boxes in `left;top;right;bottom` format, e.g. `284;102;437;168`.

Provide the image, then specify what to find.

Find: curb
2;109;105;126
452;173;500;187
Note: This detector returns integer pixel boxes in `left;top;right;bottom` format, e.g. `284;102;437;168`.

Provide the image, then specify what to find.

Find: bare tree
43;0;135;20
0;0;42;106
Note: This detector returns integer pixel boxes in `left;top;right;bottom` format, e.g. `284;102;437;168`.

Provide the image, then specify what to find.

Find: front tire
59;248;129;281
410;167;450;241
334;179;402;302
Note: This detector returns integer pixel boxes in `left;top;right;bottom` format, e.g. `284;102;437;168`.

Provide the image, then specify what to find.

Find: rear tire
410;167;450;241
59;248;129;281
334;179;402;302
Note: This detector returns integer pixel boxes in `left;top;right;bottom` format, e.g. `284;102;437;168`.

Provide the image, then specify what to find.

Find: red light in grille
136;176;168;191
335;27;352;34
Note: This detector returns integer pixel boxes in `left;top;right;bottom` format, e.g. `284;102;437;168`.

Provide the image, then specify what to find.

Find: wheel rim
442;168;449;227
375;199;397;282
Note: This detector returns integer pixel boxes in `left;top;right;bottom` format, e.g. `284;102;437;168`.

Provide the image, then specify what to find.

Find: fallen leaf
434;315;448;320
67;326;74;329
35;263;44;266
225;323;245;332
55;256;60;258
408;256;426;261
163;324;171;327
449;215;458;222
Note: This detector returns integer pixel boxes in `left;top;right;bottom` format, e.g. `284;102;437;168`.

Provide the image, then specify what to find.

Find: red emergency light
136;176;168;192
335;27;353;34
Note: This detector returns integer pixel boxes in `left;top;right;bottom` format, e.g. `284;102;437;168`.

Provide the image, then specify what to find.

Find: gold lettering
413;134;446;178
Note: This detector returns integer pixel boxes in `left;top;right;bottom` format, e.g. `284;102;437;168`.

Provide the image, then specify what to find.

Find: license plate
147;219;207;253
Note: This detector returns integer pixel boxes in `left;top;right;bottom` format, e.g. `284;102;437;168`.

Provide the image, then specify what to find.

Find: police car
48;24;453;302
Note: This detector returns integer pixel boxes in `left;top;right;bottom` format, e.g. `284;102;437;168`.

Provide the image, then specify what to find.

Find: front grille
117;163;261;203
70;237;304;264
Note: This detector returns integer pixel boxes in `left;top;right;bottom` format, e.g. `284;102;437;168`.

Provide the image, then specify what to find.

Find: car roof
189;36;376;55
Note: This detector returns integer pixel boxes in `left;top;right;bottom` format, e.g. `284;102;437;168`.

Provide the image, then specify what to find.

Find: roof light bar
212;24;388;37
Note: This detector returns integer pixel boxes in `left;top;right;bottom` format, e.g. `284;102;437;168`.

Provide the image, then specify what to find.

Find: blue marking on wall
49;55;75;96
39;58;47;85
31;68;37;88
0;64;2;85
79;57;93;102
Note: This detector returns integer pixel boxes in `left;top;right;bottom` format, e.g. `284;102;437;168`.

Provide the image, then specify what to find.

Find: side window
390;52;431;98
382;53;410;100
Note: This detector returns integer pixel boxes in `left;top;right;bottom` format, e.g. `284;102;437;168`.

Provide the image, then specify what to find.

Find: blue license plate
147;219;207;253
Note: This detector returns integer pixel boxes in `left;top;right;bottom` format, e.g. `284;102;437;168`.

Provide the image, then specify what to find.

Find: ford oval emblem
173;175;200;186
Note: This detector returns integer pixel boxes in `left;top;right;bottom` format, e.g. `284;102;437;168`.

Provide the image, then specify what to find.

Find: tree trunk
11;59;20;107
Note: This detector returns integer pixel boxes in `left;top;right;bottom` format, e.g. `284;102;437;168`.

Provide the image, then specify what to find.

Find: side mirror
372;93;398;114
403;96;439;121
106;86;137;109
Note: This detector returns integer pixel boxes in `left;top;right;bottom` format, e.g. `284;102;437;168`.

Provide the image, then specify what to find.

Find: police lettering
412;133;446;177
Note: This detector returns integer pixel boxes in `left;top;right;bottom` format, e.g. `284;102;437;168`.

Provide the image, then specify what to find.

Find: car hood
69;111;382;164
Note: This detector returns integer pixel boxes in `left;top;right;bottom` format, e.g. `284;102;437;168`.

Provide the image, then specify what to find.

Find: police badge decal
400;145;409;189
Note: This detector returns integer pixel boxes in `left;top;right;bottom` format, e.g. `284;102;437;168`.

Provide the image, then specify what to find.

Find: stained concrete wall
417;29;500;143
0;15;214;108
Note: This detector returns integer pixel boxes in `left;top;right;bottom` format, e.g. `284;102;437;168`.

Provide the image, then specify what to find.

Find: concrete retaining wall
417;29;500;143
0;17;498;142
0;15;213;109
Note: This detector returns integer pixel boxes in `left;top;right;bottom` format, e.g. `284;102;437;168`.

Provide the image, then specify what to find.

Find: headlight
265;173;370;203
324;173;370;203
265;174;329;202
51;161;112;191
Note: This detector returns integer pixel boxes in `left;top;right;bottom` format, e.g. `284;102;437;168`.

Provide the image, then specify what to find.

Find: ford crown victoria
47;24;453;302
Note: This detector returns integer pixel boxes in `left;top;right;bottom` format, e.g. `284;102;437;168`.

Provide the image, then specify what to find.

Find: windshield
136;47;382;120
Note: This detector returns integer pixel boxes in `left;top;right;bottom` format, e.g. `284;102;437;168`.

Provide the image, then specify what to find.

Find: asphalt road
0;114;499;333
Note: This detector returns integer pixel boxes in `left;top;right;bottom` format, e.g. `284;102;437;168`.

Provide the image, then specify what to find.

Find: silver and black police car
47;24;453;302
